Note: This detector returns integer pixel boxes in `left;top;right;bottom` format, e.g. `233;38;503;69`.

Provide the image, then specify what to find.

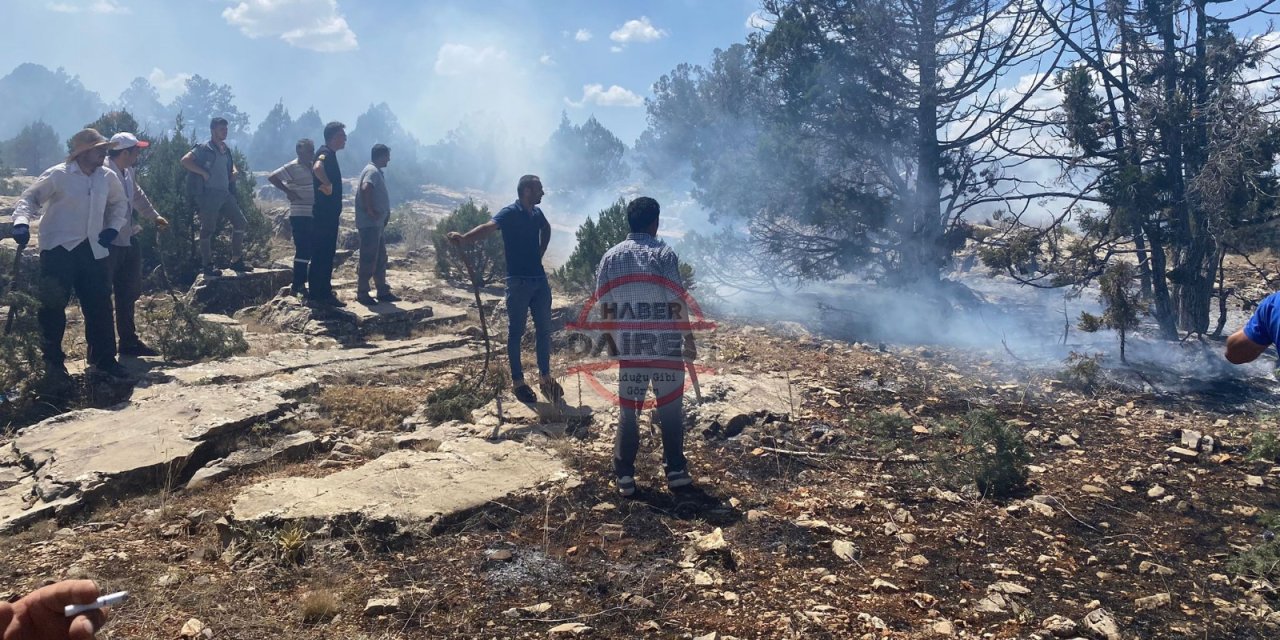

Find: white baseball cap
109;132;150;151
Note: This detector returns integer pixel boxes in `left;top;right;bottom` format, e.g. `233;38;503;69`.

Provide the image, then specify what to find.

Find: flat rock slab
165;334;473;387
2;382;293;531
230;440;569;527
190;268;293;314
237;295;464;342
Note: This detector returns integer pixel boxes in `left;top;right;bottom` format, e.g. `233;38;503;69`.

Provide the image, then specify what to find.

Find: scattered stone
1138;561;1174;576
988;581;1031;595
1147;485;1167;499
974;592;1009;614
591;502;615;512
488;549;514;562
1041;614;1077;637
548;622;592;636
1180;429;1203;450
1246;475;1265;488
1082;608;1121;640
908;554;929;567
929;620;955;636
1134;592;1171;611
502;602;552;618
1056;434;1079;448
1166;446;1199;462
179;618;212;639
832;539;856;563
871;578;901;592
363;596;400;617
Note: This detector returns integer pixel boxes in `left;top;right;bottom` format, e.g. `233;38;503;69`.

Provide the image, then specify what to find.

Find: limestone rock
363;596;400;616
1082;608;1121;640
1134;592;1171;611
548;622;592;636
1041;615;1077;637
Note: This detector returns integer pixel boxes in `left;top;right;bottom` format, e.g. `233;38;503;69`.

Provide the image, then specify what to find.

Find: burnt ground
1;318;1278;639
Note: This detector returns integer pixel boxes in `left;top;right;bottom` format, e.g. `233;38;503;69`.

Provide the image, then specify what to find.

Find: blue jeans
505;276;552;382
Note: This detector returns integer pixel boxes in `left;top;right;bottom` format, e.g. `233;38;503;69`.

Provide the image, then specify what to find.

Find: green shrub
384;204;432;252
848;410;914;453
962;409;1030;498
1249;429;1280;463
1060;351;1103;392
0;288;44;407
431;199;505;285
554;198;629;292
140;295;248;362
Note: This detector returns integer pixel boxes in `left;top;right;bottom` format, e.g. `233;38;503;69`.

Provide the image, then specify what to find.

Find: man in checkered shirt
593;196;696;497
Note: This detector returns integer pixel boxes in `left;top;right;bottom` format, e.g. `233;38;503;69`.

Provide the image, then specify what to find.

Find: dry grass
300;589;341;624
315;384;420;431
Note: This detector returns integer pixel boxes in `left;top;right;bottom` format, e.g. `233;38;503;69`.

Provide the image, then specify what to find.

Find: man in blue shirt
1226;292;1280;364
448;175;560;403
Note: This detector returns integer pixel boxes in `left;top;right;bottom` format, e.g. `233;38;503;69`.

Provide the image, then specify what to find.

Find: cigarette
63;591;128;617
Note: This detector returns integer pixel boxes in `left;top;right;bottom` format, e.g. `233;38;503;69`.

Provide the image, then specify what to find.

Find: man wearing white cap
106;131;169;358
9;128;131;381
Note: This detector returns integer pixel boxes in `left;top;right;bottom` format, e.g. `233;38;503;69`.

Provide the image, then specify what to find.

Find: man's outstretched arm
448;220;498;246
1226;330;1269;364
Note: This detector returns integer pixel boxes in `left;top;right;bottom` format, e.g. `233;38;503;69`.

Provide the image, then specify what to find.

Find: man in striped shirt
267;139;316;297
594;196;696;497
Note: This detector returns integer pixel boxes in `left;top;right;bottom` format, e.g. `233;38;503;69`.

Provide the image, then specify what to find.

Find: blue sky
4;0;767;144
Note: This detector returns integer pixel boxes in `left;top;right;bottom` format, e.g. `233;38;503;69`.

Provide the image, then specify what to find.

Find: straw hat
66;128;116;163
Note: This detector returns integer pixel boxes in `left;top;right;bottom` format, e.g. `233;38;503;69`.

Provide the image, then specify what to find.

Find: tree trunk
910;0;943;284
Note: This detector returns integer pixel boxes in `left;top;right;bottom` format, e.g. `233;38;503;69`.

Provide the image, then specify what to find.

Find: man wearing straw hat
9;128;132;381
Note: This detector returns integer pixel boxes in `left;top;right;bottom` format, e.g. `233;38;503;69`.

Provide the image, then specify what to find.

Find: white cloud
539;54;555;66
564;84;644;108
610;46;623;54
610;16;667;44
574;29;592;42
434;43;510;76
222;0;357;52
147;67;192;101
47;0;130;14
745;11;772;30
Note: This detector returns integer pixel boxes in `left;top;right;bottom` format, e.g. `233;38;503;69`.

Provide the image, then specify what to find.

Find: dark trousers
106;241;143;347
307;209;340;299
356;224;388;295
504;277;552;382
290;216;313;291
613;364;687;478
37;241;116;367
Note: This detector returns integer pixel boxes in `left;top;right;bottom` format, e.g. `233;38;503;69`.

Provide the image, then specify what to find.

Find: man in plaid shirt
594;196;696;497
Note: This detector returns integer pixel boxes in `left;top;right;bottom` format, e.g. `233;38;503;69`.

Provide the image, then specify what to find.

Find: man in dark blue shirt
308;121;346;307
449;174;559;403
1227;292;1280;364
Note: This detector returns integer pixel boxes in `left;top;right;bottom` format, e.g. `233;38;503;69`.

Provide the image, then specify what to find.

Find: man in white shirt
267;139;316;297
106;132;169;357
10;128;131;381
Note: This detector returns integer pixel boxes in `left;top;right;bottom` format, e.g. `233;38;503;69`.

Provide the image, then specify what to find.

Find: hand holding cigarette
0;580;110;639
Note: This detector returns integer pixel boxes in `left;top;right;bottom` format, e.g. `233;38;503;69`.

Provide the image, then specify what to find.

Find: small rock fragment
1166;446;1199;462
548;622;593;636
1134;593;1171;611
1082;608;1121;640
1041;614;1077;637
832;539;856;562
363;596;400;617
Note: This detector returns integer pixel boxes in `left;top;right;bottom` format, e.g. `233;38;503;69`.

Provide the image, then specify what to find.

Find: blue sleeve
491;207;508;229
1244;293;1279;346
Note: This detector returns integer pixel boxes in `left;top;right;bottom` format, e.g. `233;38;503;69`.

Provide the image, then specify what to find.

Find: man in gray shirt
354;144;397;305
180;117;249;278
